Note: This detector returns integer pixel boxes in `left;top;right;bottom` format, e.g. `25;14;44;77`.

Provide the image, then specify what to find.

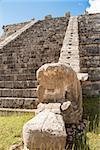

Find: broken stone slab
23;109;67;150
77;73;88;81
36;102;61;114
36;101;82;124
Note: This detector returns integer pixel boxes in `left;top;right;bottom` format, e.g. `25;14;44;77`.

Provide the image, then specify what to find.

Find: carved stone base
23;105;67;150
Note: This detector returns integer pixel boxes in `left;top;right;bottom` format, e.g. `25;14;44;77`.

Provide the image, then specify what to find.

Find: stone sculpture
23;63;83;150
23;103;66;150
37;63;83;123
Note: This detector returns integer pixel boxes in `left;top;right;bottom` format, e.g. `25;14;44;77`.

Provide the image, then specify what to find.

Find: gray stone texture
23;108;66;150
78;13;100;96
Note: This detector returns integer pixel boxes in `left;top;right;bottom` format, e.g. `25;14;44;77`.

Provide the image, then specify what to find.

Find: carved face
37;63;78;103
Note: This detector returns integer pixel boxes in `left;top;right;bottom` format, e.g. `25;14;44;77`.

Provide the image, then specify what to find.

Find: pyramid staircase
0;20;38;114
0;16;88;115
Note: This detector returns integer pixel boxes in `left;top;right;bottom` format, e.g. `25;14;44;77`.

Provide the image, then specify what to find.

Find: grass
84;97;100;150
87;132;100;150
0;113;34;150
83;97;100;132
72;119;100;150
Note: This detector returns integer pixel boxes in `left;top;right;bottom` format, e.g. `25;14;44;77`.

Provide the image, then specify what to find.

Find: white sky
86;0;100;13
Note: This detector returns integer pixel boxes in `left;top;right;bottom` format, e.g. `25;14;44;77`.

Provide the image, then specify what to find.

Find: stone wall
78;14;100;97
0;16;69;80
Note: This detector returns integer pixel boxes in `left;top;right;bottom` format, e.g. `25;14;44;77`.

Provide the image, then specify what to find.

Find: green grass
87;132;100;150
0;113;34;150
83;97;100;132
85;97;100;150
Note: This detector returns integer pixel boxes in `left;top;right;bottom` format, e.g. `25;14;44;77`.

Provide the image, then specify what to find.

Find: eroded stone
37;63;83;123
23;109;66;150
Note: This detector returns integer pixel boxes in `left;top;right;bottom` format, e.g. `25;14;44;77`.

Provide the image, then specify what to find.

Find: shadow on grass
83;96;100;133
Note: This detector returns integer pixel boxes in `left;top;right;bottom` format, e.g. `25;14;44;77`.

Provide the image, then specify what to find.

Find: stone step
82;81;100;97
0;88;37;98
0;74;36;81
0;97;38;109
0;108;36;116
80;68;100;81
0;81;37;89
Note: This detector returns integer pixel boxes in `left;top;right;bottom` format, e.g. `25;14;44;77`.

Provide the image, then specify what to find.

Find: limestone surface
23;107;66;150
37;63;83;123
59;16;80;73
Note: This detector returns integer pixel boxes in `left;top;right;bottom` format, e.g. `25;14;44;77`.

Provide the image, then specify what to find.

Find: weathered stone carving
23;103;66;150
37;63;83;123
23;63;83;150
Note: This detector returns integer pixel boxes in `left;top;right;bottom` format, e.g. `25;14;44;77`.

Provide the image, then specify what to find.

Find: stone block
36;103;61;114
0;97;37;109
13;89;23;97
77;73;88;81
23;110;66;150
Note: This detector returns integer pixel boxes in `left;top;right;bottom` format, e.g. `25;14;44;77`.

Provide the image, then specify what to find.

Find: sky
0;0;100;36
